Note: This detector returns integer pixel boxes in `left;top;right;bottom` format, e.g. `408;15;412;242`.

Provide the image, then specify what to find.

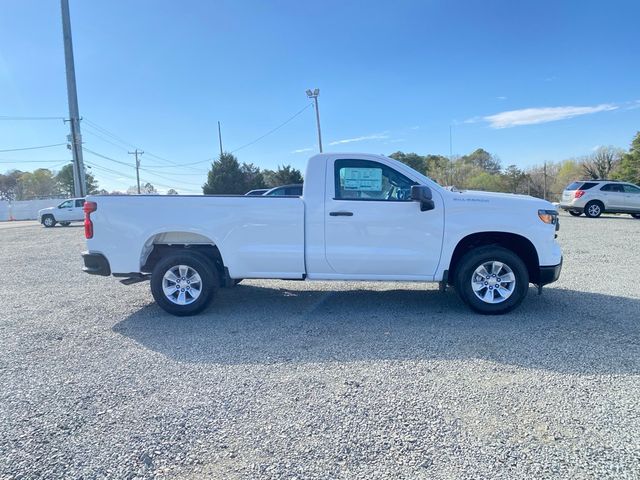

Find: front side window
59;200;73;208
334;159;417;201
623;184;640;194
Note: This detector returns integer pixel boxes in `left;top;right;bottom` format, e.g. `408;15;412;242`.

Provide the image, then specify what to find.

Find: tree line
390;131;640;201
0;163;170;201
3;131;638;201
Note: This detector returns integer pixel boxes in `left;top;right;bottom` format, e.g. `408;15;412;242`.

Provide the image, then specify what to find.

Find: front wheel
568;211;581;217
150;252;218;316
454;246;529;315
42;215;56;228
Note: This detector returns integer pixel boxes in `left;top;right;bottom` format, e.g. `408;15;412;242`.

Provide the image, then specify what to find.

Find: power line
82;148;203;188
83;118;139;149
82;147;133;168
0;159;70;163
86;161;201;193
0;143;67;153
230;103;313;153
0;115;66;121
82;126;130;151
84;118;206;172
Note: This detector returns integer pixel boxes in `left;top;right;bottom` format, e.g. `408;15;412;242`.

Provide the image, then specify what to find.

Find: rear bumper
560;205;583;213
538;257;562;286
81;251;111;276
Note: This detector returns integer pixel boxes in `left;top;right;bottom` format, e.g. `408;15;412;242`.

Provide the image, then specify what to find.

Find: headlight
538;209;559;230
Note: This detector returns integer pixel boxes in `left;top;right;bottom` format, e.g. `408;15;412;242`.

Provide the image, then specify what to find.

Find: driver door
324;158;444;277
56;200;75;220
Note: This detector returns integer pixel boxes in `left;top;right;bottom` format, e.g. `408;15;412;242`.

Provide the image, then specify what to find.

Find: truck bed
86;195;305;279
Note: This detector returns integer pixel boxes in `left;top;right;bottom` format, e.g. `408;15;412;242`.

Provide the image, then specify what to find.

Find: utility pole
543;161;547;200
306;89;322;152
60;0;86;197
217;121;223;157
448;125;453;186
129;150;144;194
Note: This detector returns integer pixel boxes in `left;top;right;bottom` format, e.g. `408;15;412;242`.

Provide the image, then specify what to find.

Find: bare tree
582;146;622;179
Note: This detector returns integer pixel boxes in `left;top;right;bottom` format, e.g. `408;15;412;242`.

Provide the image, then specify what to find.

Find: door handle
329;211;353;216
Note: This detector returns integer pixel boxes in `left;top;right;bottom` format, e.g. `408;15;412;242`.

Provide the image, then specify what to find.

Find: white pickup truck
81;153;562;315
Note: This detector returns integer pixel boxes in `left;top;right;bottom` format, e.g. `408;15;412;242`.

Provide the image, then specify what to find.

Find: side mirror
411;185;435;212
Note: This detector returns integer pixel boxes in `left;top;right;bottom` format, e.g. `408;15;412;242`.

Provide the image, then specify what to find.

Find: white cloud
463;116;481;124
291;147;313;154
329;133;389;146
480;104;618;129
496;96;507;100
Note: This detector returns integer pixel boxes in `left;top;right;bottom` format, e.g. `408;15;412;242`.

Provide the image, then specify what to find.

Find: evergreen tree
202;153;246;194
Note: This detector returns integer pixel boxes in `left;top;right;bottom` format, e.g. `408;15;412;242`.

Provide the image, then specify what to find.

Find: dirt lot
1;214;639;479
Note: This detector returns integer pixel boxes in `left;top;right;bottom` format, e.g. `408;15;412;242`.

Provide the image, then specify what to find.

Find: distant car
245;189;269;196
263;184;303;196
559;180;640;218
38;198;86;227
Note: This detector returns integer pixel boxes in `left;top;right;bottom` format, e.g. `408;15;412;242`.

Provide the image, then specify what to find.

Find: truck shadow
112;284;640;374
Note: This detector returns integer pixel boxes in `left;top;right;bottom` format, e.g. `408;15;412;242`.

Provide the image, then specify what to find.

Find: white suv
560;180;640;218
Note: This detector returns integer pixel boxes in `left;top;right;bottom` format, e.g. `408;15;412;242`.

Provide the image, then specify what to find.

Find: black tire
631;214;640;219
568;211;582;217
42;215;56;228
454;246;529;315
150;252;218;316
584;201;603;218
60;222;71;226
234;279;243;285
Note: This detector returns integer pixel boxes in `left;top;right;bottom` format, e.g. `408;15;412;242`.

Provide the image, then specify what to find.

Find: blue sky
1;0;639;193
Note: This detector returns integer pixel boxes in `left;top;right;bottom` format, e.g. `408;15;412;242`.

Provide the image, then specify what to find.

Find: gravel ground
1;214;639;479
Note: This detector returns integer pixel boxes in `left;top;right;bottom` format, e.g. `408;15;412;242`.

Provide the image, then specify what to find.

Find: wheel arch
140;230;227;283
448;231;540;284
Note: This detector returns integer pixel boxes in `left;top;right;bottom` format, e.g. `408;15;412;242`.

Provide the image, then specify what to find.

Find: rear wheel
584;201;603;218
454;246;529;315
150;252;218;316
568;211;581;217
42;215;56;228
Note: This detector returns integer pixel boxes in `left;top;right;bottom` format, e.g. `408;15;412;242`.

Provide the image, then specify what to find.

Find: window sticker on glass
343;167;382;191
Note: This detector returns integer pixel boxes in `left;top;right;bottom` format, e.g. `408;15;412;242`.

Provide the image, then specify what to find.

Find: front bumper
81;251;111;276
538;257;562;286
